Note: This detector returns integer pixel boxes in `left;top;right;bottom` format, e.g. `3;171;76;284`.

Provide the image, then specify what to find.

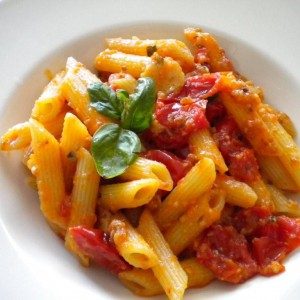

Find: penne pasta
184;28;233;72
189;128;228;174
60;112;91;192
119;258;214;297
155;158;216;230
164;190;225;255
0;122;31;151
119;157;173;191
42;106;69;139
109;212;158;269
62;57;111;134
29;119;67;232
138;210;188;300
31;71;66;123
220;90;300;191
216;175;257;208
106;38;194;72
248;178;274;209
65;147;100;266
267;184;300;217
95;49;151;78
100;179;160;211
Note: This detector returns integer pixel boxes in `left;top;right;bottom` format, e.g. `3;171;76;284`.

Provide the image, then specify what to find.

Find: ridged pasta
65;147;100;266
31;71;66;123
119;157;173;191
0;122;31;151
60;112;91;192
119;258;214;297
217;175;257;208
155;158;216;230
164;190;225;255
95;49;151;78
29;119;67;232
189;129;228;174
138;210;188;300
100;179;160;211
109;212;158;269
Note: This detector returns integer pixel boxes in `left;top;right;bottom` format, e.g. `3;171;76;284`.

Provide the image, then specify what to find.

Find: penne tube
29;119;67;232
0;122;31;151
138;210;188;300
119;157;173;191
109;212;158;269
257;155;298;191
184;28;233;72
248;178;274;209
216;175;257;208
119;258;214;297
62;57;111;134
189;129;228;174
107;38;194;72
65;147;100;266
95;49;151;78
155;158;216;230
68;147;99;227
267;185;300;217
100;179;160;211
258;105;300;189
60;112;91;192
42;106;69;139
31;71;66;123
220;90;300;191
106;37;156;56
164;190;225;255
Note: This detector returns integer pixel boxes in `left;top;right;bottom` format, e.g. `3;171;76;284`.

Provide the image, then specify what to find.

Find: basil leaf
121;77;156;133
88;82;122;120
91;123;141;179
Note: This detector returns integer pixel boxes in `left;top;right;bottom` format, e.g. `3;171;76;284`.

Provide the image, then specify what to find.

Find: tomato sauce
196;207;300;282
206;100;260;182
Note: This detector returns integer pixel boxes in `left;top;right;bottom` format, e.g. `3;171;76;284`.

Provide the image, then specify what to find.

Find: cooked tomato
69;226;131;275
196;225;258;283
142;149;192;184
167;73;221;101
150;101;208;150
206;99;227;125
215;116;260;182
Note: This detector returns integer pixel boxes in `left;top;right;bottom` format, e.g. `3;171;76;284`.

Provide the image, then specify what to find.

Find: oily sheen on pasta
1;27;300;300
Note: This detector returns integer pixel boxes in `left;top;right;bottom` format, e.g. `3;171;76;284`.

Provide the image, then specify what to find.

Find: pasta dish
1;28;300;299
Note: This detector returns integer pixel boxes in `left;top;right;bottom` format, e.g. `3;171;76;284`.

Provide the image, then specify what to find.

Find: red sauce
69;226;131;275
196;225;258;283
206;100;260;182
196;207;300;282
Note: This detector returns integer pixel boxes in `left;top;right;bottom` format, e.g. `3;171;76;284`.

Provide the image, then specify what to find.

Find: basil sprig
121;77;156;133
91;124;141;179
88;77;155;132
88;77;156;178
88;82;123;120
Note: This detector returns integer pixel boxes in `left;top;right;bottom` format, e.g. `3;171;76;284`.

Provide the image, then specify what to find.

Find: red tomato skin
196;225;258;283
142;150;192;184
69;226;131;275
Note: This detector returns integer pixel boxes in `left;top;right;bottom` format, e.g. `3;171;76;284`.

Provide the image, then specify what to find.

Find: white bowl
1;2;300;300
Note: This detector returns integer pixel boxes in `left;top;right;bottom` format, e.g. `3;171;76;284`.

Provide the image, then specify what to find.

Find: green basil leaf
88;82;122;120
121;77;156;133
91;123;141;179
